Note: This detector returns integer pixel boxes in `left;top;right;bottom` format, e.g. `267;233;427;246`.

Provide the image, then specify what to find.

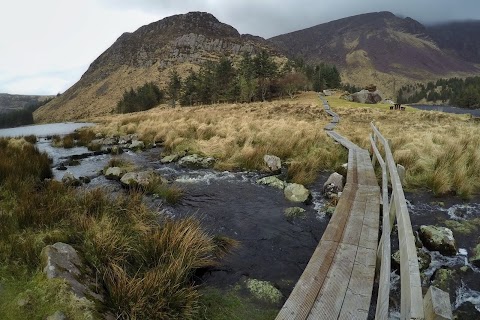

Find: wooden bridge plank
307;243;358;320
338;246;377;320
321;183;356;243
275;240;338;320
358;197;380;251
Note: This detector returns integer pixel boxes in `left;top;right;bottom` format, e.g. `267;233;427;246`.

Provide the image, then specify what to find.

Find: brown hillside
34;12;279;122
269;12;478;96
427;21;480;64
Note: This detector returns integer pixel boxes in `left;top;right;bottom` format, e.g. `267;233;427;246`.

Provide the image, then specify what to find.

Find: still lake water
410;105;480;117
0;122;94;138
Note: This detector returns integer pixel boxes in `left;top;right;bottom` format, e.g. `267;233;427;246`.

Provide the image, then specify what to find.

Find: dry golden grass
91;91;480;197
94;92;347;185
328;95;480;197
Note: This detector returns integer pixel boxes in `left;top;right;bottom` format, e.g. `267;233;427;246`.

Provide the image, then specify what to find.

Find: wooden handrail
370;122;424;319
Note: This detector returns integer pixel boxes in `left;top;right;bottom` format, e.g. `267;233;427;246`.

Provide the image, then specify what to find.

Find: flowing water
4;123;480;318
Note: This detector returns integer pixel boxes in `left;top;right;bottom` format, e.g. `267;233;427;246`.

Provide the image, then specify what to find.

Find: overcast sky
1;0;478;95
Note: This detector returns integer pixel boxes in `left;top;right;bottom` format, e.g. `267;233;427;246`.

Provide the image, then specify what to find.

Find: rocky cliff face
270;12;478;96
35;12;278;122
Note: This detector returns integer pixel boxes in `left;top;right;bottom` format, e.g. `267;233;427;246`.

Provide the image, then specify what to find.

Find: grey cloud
100;0;480;38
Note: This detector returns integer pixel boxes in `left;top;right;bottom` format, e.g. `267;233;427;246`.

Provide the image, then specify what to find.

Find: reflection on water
0;122;94;137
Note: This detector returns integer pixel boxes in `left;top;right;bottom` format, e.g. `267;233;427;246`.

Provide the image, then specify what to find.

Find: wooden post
423;286;452;320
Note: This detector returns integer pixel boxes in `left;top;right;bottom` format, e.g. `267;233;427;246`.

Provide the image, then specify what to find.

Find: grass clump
199;287;279;320
0;139;237;319
145;176;184;204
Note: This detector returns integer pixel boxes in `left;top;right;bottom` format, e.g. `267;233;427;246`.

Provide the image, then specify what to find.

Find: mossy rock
245;279;283;304
431;268;456;292
284;207;306;219
444;219;480;236
257;176;286;190
419;225;457;256
470;243;480;267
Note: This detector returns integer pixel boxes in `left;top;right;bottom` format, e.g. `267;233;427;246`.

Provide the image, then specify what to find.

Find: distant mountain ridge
0;93;51;113
34;11;480;122
269;12;479;95
34;12;279;122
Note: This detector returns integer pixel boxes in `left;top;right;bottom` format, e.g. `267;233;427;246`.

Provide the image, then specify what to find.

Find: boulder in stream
120;171;156;189
323;172;344;199
178;154;215;169
284;183;311;203
419;225;457;256
263;155;282;173
129;140;145;151
257;176;286;190
284;207;306;218
105;167;124;181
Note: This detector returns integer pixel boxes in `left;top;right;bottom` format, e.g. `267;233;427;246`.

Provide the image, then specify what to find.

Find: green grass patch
199;287;279;320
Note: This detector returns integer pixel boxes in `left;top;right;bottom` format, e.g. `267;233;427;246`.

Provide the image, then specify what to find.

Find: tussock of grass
0;140;237;319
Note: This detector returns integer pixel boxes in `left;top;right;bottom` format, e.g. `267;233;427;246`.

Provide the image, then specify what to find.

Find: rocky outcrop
284;183;311;203
257;176;286;190
419;225;457;256
346;90;384;104
41;243;105;302
263;155;282;173
178;154;215;169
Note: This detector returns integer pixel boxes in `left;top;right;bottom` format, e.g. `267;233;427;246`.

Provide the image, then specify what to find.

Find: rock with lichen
245;278;283;304
419;225;457;256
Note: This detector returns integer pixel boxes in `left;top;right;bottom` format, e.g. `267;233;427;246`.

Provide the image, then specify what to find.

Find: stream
2;122;480;319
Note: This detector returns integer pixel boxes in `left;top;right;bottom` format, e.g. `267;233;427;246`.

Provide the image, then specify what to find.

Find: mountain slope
34;12;278;122
270;12;478;95
427;21;480;64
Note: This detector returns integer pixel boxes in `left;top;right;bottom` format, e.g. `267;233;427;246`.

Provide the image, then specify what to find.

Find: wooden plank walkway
276;96;380;320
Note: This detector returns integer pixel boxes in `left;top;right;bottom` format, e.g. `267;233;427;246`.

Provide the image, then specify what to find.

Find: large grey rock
41;243;104;302
120;171;155;188
350;90;384;104
419;225;457;256
284;183;311;203
257;176;286;190
323;172;344;199
105;167;124;180
178;154;215;169
263;155;282;173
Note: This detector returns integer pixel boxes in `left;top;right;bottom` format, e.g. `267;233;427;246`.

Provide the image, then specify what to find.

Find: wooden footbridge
276;96;452;320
